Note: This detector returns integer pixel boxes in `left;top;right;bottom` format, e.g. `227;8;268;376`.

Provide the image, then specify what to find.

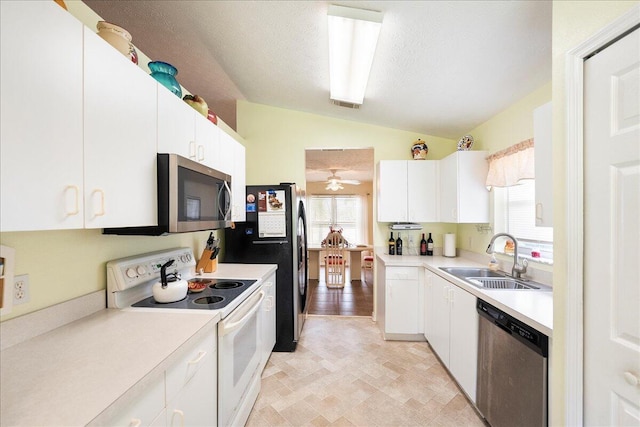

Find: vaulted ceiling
85;1;552;141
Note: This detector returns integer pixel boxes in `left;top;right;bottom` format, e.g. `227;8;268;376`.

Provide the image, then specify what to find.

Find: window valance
485;138;535;189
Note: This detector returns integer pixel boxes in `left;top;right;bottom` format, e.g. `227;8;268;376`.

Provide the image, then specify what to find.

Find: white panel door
584;27;640;425
194;113;218;167
84;28;158;228
386;280;421;334
231;140;246;222
0;1;84;231
218;131;236;175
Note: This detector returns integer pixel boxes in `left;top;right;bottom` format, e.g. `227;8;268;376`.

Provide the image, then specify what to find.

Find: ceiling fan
325;169;361;191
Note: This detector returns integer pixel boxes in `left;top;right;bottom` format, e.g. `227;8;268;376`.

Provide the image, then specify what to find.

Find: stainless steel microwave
104;153;232;235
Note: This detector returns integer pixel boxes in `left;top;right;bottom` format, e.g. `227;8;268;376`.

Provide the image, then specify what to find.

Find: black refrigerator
224;183;308;352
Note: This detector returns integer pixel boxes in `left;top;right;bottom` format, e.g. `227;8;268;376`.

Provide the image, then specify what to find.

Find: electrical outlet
13;274;30;305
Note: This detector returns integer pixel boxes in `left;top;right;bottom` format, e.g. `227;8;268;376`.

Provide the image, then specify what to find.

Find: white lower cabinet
424;272;478;402
165;332;217;426
260;273;277;369
105;374;165;427
377;266;424;339
105;329;217;427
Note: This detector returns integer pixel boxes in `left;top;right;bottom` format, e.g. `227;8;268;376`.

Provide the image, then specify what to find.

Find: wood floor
307;268;374;317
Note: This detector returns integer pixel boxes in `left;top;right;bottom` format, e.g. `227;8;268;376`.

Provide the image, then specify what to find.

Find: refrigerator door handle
252;240;289;245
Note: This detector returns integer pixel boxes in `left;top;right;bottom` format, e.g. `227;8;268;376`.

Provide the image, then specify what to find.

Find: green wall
237;100;459;250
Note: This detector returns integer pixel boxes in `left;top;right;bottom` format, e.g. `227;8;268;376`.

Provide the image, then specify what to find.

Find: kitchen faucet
486;233;528;279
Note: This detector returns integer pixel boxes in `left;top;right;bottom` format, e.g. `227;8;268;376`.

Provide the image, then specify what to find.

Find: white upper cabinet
194;112;220;168
377;160;438;223
217;131;236;175
407;161;439;222
534;102;553;227
83;27;158;229
231;139;246;222
157;85;196;158
439;151;489;223
0;1;84;231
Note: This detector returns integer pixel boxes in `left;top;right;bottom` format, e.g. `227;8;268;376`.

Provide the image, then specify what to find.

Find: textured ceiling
305;148;375;183
84;0;551;141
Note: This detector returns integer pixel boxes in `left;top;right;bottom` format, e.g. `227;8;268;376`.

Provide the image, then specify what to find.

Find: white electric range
106;247;265;427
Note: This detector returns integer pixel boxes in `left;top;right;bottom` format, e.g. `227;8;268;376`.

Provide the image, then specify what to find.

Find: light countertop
0;262;277;426
376;253;553;337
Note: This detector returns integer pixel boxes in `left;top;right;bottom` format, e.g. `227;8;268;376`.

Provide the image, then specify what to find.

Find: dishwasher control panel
477;299;548;357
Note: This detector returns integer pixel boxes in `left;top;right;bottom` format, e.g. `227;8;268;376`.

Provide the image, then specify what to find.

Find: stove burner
210;281;244;290
194;296;224;305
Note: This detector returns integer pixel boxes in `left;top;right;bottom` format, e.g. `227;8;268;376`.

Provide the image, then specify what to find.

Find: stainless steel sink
466;277;540;290
438;267;505;278
439;267;551;291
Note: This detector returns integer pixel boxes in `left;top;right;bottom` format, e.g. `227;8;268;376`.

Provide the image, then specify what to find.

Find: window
494;180;553;263
308;195;364;246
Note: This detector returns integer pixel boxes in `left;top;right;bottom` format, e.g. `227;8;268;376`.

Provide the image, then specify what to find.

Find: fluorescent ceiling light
328;5;382;105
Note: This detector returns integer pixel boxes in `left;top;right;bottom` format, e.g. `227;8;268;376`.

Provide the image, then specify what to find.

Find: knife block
196;250;217;273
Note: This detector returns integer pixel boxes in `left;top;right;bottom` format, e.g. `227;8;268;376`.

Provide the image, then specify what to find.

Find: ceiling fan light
326;181;344;191
328;5;382;105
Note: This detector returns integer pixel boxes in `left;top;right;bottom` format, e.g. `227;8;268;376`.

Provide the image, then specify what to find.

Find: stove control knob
136;266;146;275
125;268;137;279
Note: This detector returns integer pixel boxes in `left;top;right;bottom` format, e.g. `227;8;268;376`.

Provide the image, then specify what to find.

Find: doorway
304;148;374;316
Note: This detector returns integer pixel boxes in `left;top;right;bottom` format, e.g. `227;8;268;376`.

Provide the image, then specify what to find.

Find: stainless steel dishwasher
476;299;549;427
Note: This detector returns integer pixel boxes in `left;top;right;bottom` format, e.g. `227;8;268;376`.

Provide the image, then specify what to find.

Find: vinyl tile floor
246;316;486;427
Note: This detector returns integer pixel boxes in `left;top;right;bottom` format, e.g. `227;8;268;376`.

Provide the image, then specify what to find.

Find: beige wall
237;100;458;252
550;1;639;425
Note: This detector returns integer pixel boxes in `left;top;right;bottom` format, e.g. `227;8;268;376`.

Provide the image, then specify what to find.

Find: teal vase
148;61;182;98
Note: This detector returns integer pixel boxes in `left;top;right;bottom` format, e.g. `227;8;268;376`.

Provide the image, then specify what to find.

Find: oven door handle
219;290;265;337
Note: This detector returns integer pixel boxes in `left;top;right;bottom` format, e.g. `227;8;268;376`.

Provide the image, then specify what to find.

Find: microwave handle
218;181;232;220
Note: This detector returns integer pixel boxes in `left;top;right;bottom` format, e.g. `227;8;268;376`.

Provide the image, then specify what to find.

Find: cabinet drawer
104;374;165;427
166;333;216;403
386;267;419;280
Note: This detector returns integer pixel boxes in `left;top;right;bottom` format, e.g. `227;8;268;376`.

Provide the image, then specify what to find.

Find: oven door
218;288;264;427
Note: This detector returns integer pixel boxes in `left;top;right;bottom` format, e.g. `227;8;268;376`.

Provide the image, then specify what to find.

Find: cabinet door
157;84;196;158
0;1;84;231
217;131;236;175
84;28;158;228
386;279;421;334
448;286;479;402
438;154;458;223
534;102;553;227
194;113;219;167
423;269;434;340
166;350;216;427
428;275;451;366
407;161;439;222
456;151;489;223
103;374;165;427
377;161;408;222
231;139;246;222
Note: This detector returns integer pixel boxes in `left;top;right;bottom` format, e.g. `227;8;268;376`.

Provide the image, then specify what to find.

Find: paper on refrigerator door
257;190;287;237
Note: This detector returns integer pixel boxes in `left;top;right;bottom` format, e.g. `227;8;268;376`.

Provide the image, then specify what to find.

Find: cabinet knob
623;371;639;386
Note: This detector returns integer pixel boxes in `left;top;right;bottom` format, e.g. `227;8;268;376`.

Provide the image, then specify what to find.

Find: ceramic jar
96;21;138;64
148;61;182;98
411;139;429;160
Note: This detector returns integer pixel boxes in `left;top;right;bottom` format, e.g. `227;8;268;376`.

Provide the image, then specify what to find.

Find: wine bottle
420;233;427;256
426;232;434;256
388;232;395;255
396;233;403;255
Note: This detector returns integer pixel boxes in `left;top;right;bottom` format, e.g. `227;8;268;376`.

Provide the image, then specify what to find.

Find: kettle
152;259;188;303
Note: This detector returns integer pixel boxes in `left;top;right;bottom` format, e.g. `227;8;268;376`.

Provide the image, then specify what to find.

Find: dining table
307;244;374;281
